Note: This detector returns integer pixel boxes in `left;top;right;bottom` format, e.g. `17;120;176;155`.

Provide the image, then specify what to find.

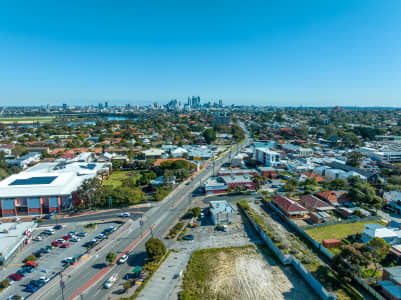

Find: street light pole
60;272;65;300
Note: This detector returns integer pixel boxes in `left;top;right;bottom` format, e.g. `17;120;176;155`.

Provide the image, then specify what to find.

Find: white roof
142;148;165;156
0;162;108;198
0;222;34;259
364;224;400;239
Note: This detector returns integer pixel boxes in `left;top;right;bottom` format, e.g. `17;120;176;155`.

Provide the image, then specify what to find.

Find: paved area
0;221;119;300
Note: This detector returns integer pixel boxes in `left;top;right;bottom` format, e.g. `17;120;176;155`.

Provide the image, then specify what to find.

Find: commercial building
204;177;228;195
255;148;281;167
209;200;237;225
0;161;111;217
0;221;36;265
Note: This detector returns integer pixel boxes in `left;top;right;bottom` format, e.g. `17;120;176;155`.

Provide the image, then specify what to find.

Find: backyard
305;220;387;243
102;170;141;188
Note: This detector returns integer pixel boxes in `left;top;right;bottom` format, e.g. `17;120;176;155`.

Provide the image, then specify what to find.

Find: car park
30;279;45;288
34;250;43;257
118;254;128;264
8;295;25;300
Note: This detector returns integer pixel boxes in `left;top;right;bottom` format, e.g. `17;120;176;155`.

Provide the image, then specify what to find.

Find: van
104;273;118;289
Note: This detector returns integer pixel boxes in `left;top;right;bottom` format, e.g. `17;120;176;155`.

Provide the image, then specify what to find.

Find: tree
346;151;363;168
331;245;369;282
0;278;10;289
283;179;298;192
252;174;265;190
123;281;131;292
191;207;201;218
203;128;216;144
329;178;348;190
106;252;116;264
145;238;166;262
367;238;390;274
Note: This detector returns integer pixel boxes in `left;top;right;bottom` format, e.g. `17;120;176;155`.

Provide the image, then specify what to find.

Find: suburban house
300;195;335;212
362;223;401;244
309;211;331;224
380;266;401;300
316;191;342;206
271;195;308;217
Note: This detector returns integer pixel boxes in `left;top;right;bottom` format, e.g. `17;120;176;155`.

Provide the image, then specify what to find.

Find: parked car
16;269;27;276
120;212;130;217
7;295;25;300
182;235;194;241
34;251;42;258
30;279;45;287
9;273;23;281
39;276;49;283
60;243;70;248
70;237;80;242
95;234;106;240
53;225;63;230
22;266;34;273
52;241;62;247
33;236;43;241
118;254;128;264
77;232;87;237
25;261;38;268
24;284;38;293
41;247;50;253
62;257;74;264
62;235;71;241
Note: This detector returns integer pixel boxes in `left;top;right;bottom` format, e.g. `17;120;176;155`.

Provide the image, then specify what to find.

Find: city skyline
1;1;401;107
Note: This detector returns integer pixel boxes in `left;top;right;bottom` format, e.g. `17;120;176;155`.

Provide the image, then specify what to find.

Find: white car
70;237;80;242
39;276;49;283
33;236;43;241
120;212;130;217
62;257;74;264
104;273;118;289
118;254;128;264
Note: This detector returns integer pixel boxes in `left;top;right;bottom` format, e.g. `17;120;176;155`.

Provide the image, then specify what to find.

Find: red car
52;241;62;247
9;273;23;281
62;236;71;241
60;243;69;248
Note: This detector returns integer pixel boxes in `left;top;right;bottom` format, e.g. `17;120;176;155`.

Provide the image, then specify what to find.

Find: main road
39;123;250;300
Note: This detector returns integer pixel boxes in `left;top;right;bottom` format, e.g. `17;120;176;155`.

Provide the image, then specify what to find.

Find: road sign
60;280;65;289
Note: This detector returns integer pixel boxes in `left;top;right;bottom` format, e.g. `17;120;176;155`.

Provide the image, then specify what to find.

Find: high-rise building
62;103;67;110
105;101;108;108
98;103;104;109
218;99;223;107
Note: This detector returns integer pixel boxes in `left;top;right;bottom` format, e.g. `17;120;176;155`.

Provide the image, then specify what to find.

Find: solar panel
9;176;58;186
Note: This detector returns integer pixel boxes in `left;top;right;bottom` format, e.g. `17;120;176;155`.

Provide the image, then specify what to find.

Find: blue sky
0;1;400;107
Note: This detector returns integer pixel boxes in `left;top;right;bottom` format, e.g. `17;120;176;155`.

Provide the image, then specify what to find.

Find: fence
354;277;386;300
241;207;337;300
302;216;382;230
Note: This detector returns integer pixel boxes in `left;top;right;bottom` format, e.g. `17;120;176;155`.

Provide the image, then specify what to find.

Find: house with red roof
271;195;308;217
315;191;339;206
300;194;334;212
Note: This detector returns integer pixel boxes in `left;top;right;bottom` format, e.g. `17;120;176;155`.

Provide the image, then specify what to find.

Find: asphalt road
39;125;250;300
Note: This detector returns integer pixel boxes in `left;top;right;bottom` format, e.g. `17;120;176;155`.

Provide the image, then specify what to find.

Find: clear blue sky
0;1;401;107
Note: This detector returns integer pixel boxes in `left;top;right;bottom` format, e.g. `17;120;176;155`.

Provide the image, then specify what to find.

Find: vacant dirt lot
180;245;319;300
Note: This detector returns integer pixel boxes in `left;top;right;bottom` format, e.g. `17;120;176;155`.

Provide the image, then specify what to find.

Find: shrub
0;278;10;289
106;252;116;264
145;238;166;262
23;254;37;262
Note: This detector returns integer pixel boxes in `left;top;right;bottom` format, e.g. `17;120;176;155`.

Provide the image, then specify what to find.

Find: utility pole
150;226;154;238
60;272;65;300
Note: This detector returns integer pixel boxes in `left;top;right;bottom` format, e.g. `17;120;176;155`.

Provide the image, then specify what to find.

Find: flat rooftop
0;222;34;260
210;200;235;214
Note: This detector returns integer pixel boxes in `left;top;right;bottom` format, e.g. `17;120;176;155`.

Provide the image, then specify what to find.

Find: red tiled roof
271;196;307;214
300;195;334;210
316;191;338;205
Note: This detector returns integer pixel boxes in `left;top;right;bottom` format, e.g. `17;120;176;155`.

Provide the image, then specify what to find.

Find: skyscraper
105;101;108;108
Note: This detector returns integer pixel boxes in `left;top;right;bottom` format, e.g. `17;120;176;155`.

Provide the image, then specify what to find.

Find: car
7;295;24;300
77;232;87;237
9;273;23;281
182;235;194;241
30;279;44;287
33;236;43;241
104;273;118;289
60;243;69;248
118;254;128;264
188;223;198;228
25;261;38;268
16;269;27;276
46;245;55;250
33;216;41;220
62;235;71;241
68;231;77;235
22;266;34;273
24;284;39;293
53;225;63;230
34;251;42;258
95;234;106;240
39;276;49;283
120;212;130;217
62;257;74;264
52;241;62;247
41;247;50;253
70;237;80;242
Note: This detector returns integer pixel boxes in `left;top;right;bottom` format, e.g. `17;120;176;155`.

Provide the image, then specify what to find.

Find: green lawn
0;116;54;124
102;171;140;188
305;220;386;243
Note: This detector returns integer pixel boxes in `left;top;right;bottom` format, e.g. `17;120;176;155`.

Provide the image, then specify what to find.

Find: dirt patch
180;245;319;300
